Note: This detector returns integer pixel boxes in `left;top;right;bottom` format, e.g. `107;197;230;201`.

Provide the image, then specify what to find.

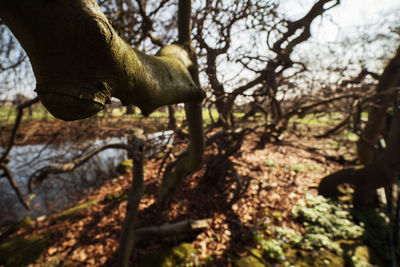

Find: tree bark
357;45;400;165
118;131;146;267
125;104;135;115
319;92;400;206
133;219;209;242
0;0;204;121
158;0;204;205
167;105;177;130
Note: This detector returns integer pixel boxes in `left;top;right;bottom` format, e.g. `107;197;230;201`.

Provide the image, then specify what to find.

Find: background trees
1;0;400;265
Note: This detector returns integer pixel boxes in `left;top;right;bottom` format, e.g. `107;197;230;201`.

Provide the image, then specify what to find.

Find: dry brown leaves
17;133;343;266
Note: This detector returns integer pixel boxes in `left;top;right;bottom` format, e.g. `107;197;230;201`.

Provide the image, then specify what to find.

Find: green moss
285;248;344;267
155;152;166;160
116;158;133;174
337;240;384;267
350;208;391;261
6;216;33;233
0;235;49;266
139;243;198;267
233;252;268;267
16;216;33;229
54;200;97;220
104;190;129;202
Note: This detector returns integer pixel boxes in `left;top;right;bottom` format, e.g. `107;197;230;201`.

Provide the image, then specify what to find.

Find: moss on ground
139;243;198;267
116;158;133;174
54;200;97;220
285;248;344;267
233;252;268;267
0;235;49;266
104;190;129;202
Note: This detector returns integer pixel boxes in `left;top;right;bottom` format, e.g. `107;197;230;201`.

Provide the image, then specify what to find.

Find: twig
28;143;130;192
0;97;39;163
316;115;351;138
0;162;30;209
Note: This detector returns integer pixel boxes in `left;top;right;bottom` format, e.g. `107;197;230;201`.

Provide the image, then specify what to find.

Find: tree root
318;161;394;207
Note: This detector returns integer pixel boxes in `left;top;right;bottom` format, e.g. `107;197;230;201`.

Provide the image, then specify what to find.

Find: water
0;130;174;223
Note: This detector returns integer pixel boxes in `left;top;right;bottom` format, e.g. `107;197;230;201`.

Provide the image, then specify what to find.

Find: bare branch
0;97;39;163
28;143;130;192
0;163;30;210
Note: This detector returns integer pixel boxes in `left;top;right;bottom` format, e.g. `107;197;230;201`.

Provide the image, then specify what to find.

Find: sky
281;0;400;42
2;0;400;100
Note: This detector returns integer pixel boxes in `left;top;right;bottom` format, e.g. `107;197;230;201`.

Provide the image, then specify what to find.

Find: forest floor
0;118;393;266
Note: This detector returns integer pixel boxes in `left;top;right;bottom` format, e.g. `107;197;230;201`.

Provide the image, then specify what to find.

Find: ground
0;114;392;266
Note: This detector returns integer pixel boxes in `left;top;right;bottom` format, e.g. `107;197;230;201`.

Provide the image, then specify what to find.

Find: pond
0;130;173;223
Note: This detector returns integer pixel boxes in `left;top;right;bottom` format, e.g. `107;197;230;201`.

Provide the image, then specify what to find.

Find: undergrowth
248;193;392;267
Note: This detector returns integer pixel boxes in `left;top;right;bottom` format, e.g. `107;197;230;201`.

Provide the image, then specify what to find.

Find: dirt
0;128;348;266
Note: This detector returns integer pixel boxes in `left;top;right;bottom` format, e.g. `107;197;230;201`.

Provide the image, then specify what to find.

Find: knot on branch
77;14;115;54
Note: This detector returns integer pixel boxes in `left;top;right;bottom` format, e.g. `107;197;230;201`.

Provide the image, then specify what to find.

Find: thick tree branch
0;0;204;121
341;68;380;87
272;0;339;53
133;219;209;242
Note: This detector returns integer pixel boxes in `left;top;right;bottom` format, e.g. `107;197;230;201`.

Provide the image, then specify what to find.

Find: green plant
283;164;307;173
292;194;364;242
264;161;277;168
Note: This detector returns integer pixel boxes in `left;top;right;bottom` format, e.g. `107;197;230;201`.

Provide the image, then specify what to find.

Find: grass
0;104;55;124
0;104;365;147
290;112;344;127
0;103;251;127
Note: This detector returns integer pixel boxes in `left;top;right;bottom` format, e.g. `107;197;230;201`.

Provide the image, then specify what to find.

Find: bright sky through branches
281;0;400;42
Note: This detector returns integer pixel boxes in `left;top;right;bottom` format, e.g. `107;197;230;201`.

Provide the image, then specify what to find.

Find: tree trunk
167;105;177;130
357;45;400;165
0;0;204;121
158;0;204;206
319;92;400;206
125;104;135;115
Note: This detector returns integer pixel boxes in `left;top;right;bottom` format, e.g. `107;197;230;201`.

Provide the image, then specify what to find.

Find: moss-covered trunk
0;0;204;120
